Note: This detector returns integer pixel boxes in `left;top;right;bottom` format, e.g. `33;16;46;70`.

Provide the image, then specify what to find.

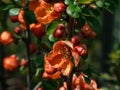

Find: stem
33;81;42;90
66;71;73;90
66;16;74;90
23;0;33;89
25;29;32;90
0;45;6;90
67;16;75;40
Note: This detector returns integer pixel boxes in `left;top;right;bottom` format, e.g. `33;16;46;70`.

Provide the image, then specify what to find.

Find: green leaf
66;4;81;18
86;16;101;32
76;16;85;29
24;9;36;25
84;76;91;84
35;54;44;67
78;0;94;4
46;21;61;35
9;8;20;16
88;8;101;17
49;35;58;42
104;0;119;13
64;0;74;5
96;0;103;8
35;68;43;77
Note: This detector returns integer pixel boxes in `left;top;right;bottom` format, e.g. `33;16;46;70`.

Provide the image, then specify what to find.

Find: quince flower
72;73;100;90
18;0;60;29
43;40;80;79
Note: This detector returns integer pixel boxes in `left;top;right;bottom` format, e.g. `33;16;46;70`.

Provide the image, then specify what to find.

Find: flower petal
42;71;61;79
61;59;72;76
29;0;40;11
72;49;80;67
53;40;73;53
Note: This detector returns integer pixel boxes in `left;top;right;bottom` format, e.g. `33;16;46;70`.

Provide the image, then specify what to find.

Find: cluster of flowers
0;0;100;90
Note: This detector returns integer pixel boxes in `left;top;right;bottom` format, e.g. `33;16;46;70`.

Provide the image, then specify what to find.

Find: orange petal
18;9;25;24
44;63;55;74
42;71;61;79
29;0;40;11
53;41;73;53
90;79;98;89
48;53;63;66
72;49;80;67
62;60;72;76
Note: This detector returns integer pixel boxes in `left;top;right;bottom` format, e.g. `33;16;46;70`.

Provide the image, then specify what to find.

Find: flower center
61;46;72;59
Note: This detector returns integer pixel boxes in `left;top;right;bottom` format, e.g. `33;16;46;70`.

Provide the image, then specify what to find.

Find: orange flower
34;0;60;24
43;41;74;79
53;40;81;67
72;73;100;90
18;0;60;29
0;31;14;45
3;54;19;71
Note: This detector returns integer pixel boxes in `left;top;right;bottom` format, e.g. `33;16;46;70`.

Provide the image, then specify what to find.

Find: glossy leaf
64;0;74;5
84;76;91;84
86;16;101;32
76;16;85;29
66;4;81;18
9;8;20;16
96;0;103;8
49;35;58;42
46;21;62;35
104;0;119;13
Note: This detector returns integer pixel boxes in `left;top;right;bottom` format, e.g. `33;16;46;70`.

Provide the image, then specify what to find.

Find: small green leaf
88;8;101;17
104;0;119;13
84;76;91;84
86;16;101;32
96;0;103;8
66;4;81;18
64;0;74;5
49;35;58;42
76;16;85;29
9;8;20;16
47;21;61;35
35;68;43;77
35;54;44;67
78;0;94;4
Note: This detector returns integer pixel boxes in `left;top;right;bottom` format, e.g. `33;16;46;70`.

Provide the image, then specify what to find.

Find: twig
33;81;42;90
67;16;75;40
66;16;74;90
0;44;6;90
24;0;32;90
25;29;32;90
